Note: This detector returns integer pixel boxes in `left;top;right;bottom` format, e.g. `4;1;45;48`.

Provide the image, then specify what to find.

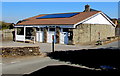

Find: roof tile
16;11;101;25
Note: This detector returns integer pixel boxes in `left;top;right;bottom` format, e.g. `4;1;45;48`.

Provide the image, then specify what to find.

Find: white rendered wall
83;13;112;25
60;32;68;44
16;35;25;41
36;31;43;42
47;31;56;43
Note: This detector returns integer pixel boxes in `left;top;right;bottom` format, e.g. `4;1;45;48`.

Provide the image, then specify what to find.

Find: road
96;40;120;49
0;56;2;76
1;40;120;75
2;56;69;74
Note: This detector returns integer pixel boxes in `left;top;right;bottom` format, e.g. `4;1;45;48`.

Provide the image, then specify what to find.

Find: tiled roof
16;11;101;25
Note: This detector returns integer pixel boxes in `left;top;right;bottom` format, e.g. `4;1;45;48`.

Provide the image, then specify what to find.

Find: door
47;32;56;43
60;32;68;44
36;31;43;42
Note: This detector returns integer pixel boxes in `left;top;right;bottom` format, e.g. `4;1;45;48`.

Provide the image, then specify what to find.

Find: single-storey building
15;5;116;44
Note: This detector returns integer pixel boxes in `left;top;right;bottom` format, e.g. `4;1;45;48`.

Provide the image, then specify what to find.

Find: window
17;27;24;35
49;28;55;31
63;28;69;32
26;27;33;36
41;28;43;31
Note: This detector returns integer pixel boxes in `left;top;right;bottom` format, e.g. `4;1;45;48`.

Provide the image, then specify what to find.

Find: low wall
1;46;40;57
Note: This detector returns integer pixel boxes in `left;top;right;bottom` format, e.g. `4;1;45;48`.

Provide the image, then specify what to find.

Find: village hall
15;5;116;45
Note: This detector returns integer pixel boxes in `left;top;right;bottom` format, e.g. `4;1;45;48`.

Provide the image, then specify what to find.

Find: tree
0;21;14;30
118;20;120;24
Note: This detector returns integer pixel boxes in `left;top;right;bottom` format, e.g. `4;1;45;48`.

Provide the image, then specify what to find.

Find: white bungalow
14;5;116;44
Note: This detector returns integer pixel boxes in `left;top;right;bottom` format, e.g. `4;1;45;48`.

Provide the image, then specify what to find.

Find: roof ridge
39;12;81;15
39;11;101;15
24;11;101;20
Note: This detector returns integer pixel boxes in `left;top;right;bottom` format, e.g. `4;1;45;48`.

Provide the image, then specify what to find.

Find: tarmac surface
1;40;120;75
1;41;95;53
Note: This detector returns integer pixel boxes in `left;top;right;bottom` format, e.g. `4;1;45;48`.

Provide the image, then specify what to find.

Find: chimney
85;4;90;12
111;19;118;25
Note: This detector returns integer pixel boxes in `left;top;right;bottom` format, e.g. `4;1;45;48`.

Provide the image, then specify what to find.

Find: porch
15;27;36;43
15;26;74;44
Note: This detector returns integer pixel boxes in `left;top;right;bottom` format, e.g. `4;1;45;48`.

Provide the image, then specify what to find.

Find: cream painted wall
83;13;112;25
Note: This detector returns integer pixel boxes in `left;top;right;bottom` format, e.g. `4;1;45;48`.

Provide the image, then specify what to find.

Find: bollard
52;35;54;52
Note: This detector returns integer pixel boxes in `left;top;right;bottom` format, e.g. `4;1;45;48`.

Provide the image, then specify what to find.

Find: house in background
15;5;116;44
115;24;120;36
111;18;120;36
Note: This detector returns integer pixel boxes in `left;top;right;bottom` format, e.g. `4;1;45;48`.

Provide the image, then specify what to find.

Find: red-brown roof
16;11;101;25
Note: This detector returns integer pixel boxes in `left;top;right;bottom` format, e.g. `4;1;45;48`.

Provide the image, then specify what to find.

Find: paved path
1;41;94;53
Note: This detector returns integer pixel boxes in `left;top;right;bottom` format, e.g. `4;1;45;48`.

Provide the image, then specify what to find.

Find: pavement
1;40;120;75
1;41;95;53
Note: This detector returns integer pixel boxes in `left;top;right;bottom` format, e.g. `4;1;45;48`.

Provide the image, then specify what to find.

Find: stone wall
43;28;47;43
56;27;60;43
73;24;115;44
2;29;14;41
2;46;40;57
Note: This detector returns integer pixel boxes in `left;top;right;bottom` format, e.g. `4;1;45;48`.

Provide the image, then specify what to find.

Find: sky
1;2;119;23
2;0;120;2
